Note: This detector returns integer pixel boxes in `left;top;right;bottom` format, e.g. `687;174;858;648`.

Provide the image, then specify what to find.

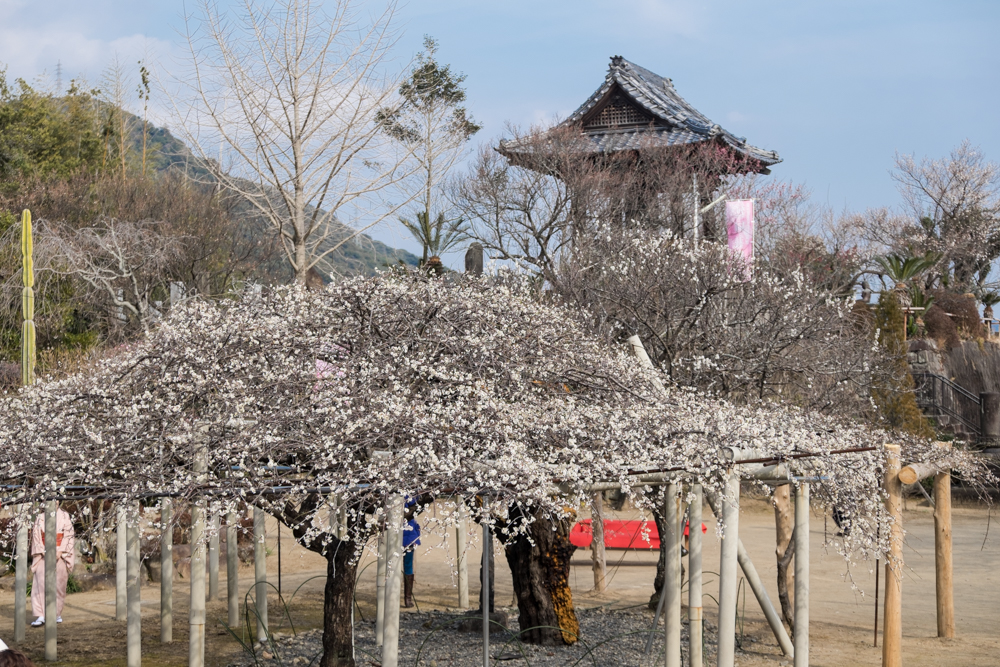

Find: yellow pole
21;209;35;385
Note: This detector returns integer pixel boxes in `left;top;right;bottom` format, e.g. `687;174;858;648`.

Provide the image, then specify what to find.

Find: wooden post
381;497;404;667
737;540;794;657
717;470;740;667
933;467;954;638
253;507;268;643
127;507;141;667
591;492;607;593
161;499;173;644
457;502;469;609
689;484;704;667
117;504;127;622
14;511;27;643
44;500;57;661
882;444;903;667
793;483;809;667
707;488;793;658
226;510;240;628
189;437;208;667
375;530;387;645
482;520;491;667
896;443;955;638
208;507;220;601
664;483;681;667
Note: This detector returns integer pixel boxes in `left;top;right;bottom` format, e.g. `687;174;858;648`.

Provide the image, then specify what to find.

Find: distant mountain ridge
133;115;420;280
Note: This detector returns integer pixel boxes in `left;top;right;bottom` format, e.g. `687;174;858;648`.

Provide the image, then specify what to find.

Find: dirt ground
0;496;996;666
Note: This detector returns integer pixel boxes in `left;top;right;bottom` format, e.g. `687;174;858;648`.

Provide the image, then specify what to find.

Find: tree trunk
649;502;667;609
773;485;795;632
320;539;357;667
504;508;579;645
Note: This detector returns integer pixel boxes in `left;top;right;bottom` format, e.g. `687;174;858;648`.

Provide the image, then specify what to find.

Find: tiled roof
502;56;781;170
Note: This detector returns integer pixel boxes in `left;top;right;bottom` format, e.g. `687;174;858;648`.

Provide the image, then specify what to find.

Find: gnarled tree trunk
649;502;667;609
773;484;795;632
504;508;579;645
278;495;360;667
320;538;358;667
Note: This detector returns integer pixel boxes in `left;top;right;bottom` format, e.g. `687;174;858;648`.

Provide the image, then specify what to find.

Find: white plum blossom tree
0;270;990;664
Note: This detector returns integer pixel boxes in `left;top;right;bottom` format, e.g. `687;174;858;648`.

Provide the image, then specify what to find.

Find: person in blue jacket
402;498;421;608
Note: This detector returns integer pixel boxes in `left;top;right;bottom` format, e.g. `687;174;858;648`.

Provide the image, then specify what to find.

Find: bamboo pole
226;510;240;628
591;492;607;593
117;504;127;621
14;512;27;643
457;502;469;609
253;507;268;643
189;438;208;667
717;470;740;667
381;497;404;667
44;500;57;661
882;444;903;667
161;499;173;644
127;507;141;667
664;483;681;667
933;467;954;638
689;484;704;667
793;483;809;667
16;209;32;644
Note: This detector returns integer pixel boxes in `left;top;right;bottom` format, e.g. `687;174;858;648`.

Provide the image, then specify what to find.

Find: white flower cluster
557;221;882;417
0;271;989;567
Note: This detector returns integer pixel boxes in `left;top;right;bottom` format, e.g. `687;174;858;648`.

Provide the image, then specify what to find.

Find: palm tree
877;252;941;338
398;211;470;265
980;291;1000;321
876;252;942;290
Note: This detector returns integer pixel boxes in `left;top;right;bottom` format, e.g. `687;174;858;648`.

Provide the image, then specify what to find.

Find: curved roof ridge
505;56;780;171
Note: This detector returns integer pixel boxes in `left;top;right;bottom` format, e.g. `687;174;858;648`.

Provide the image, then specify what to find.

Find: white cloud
0;26;175;93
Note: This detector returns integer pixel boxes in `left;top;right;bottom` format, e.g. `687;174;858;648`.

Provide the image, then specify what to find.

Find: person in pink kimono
29;506;75;627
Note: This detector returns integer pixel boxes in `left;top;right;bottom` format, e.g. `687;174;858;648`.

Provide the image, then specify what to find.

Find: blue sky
1;0;998;263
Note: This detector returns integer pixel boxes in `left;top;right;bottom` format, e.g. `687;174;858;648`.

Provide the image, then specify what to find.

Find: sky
1;0;998;266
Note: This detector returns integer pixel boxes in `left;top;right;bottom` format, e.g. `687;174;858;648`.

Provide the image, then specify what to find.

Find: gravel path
233;606;728;666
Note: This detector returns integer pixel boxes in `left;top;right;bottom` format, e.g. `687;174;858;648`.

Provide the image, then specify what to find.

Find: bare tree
43;218;183;334
452;141;577;279
891;141;1000;290
100;56;135;177
174;0;416;283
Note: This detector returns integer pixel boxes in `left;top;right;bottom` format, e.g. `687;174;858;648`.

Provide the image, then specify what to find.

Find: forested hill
131;114;421;280
0;74;419;279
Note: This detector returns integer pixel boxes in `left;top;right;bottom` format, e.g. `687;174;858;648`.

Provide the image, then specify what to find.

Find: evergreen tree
0;72;104;182
378;36;481;262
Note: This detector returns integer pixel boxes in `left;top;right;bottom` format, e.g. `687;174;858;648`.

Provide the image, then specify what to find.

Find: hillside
132;116;420;280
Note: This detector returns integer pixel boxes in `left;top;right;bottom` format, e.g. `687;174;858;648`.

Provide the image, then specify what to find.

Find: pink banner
725;199;754;281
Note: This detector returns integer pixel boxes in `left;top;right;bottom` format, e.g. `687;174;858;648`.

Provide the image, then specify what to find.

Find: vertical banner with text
725;199;754;282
